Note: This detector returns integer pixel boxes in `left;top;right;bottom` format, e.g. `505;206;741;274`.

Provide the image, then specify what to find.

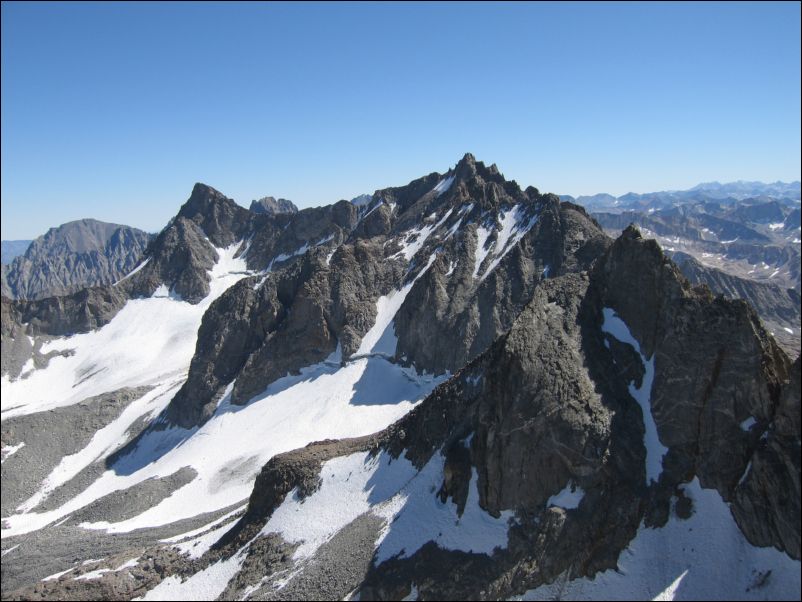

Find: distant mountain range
562;180;801;212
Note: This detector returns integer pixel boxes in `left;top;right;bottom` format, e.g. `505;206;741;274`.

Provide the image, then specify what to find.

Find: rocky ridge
1;157;799;601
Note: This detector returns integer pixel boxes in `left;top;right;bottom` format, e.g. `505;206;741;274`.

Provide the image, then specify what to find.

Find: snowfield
1;240;445;542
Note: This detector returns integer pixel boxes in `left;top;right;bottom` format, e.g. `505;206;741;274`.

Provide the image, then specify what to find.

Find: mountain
690;180;802;199
1;241;32;266
671;252;801;357
591;200;801;294
562;180;802;213
1;219;153;301
249;196;299;216
1;156;799;600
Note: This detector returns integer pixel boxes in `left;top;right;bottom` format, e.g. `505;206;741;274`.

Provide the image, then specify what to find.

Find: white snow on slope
601;307;667;485
2;353;444;537
1;242;252;419
259;446;514;567
432;175;455;197
261;451;416;560
1;442;25;464
394;209;454;262
115;257;151;284
355;252;439;357
16;381;182;513
473;224;493;278
374;458;515;564
136;553;244;601
547;482;585;510
75;557;139;580
472;206;539;280
518;478;800;601
267;242;310;270
480;206;539;280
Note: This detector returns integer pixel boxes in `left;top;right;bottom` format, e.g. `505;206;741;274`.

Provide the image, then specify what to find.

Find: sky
2;1;800;239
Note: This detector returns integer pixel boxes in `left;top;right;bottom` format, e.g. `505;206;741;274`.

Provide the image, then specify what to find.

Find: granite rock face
1;219;151;301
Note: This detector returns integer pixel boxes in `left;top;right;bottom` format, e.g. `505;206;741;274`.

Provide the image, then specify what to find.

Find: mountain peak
249;196;298;215
175;183;251;248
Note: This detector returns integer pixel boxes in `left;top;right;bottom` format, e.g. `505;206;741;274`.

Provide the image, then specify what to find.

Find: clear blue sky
2;1;800;239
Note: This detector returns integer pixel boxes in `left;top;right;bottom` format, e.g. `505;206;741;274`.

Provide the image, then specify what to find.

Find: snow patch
115;257;151;285
740;417;757;432
518;478;800;601
4;352;444;538
1;442;25;464
472;225;493;278
601;308;667;485
547;482;585;510
374;458;514;564
432;175;455;197
394;209;453;262
355;252;439;357
135;553;244;601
